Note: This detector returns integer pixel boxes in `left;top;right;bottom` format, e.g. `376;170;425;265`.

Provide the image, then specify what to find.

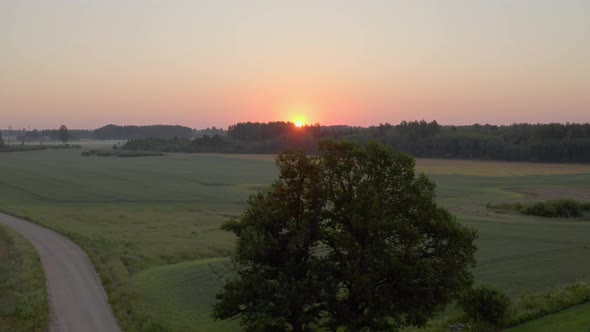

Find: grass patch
131;257;237;331
82;149;164;157
0;225;48;332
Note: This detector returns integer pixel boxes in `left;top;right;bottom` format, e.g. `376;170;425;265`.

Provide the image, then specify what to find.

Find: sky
1;0;589;129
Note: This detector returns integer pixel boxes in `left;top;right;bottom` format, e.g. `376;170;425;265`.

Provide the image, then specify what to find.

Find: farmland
1;148;590;331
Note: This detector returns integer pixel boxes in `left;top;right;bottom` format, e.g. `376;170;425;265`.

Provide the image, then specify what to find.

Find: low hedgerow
0;144;81;153
507;281;590;327
82;149;164;157
487;199;590;220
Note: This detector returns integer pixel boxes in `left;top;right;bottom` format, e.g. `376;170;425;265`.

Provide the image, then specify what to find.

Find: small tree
0;130;4;147
459;285;511;326
58;125;69;143
213;141;478;331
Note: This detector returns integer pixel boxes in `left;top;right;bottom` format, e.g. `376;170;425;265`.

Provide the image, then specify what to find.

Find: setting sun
295;120;303;127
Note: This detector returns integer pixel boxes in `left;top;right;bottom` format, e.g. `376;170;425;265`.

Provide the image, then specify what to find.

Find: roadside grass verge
0;225;48;332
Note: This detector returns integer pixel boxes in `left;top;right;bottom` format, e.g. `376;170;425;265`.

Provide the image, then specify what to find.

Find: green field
1;148;590;331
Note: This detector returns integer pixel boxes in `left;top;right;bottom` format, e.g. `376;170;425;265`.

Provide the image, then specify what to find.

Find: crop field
1;148;590;331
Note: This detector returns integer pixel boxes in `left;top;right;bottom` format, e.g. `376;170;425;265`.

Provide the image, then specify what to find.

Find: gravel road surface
0;212;121;332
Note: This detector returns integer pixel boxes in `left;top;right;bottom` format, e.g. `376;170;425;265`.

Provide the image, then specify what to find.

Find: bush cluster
459;285;511;326
524;199;590;218
487;199;590;219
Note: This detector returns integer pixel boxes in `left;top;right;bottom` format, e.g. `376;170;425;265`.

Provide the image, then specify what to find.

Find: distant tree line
3;121;590;162
0;124;195;143
93;124;193;140
121;121;590;163
124;122;325;153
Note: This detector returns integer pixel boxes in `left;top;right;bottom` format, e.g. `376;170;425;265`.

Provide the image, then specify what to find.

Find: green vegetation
58;124;69;143
214;141;477;331
81;149;164;157
0;149;589;331
488;199;590;219
459;285;511;327
422;281;590;332
507;281;590;328
123;121;590;162
0;143;81;153
0;225;48;332
133;257;235;332
504;302;590;332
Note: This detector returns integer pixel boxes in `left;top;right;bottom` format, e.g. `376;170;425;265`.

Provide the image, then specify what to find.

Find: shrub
459;285;511;326
488;199;590;219
524;199;590;218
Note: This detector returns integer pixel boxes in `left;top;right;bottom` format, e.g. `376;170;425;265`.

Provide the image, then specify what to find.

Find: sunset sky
1;0;589;129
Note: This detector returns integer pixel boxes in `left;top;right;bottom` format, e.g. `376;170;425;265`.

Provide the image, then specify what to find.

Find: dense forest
122;121;590;163
1;124;194;142
3;121;590;162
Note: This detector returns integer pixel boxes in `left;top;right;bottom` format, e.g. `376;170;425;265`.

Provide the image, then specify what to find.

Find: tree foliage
58;125;69;143
459;285;511;326
93;124;193;140
124;121;590;162
213;140;478;331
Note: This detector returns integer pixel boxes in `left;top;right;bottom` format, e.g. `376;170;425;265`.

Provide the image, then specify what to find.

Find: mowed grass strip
0;225;48;332
503;302;590;332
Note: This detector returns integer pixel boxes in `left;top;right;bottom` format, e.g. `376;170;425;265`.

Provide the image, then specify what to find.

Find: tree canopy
213;140;478;331
58;125;69;143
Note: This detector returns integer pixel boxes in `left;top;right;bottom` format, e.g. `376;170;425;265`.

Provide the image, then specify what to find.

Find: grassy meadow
1;147;590;331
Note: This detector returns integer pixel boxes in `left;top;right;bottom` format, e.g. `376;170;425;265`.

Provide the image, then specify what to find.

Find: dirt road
0;212;121;332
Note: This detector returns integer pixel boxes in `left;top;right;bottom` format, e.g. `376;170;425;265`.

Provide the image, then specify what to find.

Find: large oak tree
213;141;477;331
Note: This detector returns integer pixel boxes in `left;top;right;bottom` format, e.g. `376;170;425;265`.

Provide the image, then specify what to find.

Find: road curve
0;212;121;332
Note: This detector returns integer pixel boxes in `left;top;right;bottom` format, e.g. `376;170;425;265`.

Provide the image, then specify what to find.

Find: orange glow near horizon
285;104;312;128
